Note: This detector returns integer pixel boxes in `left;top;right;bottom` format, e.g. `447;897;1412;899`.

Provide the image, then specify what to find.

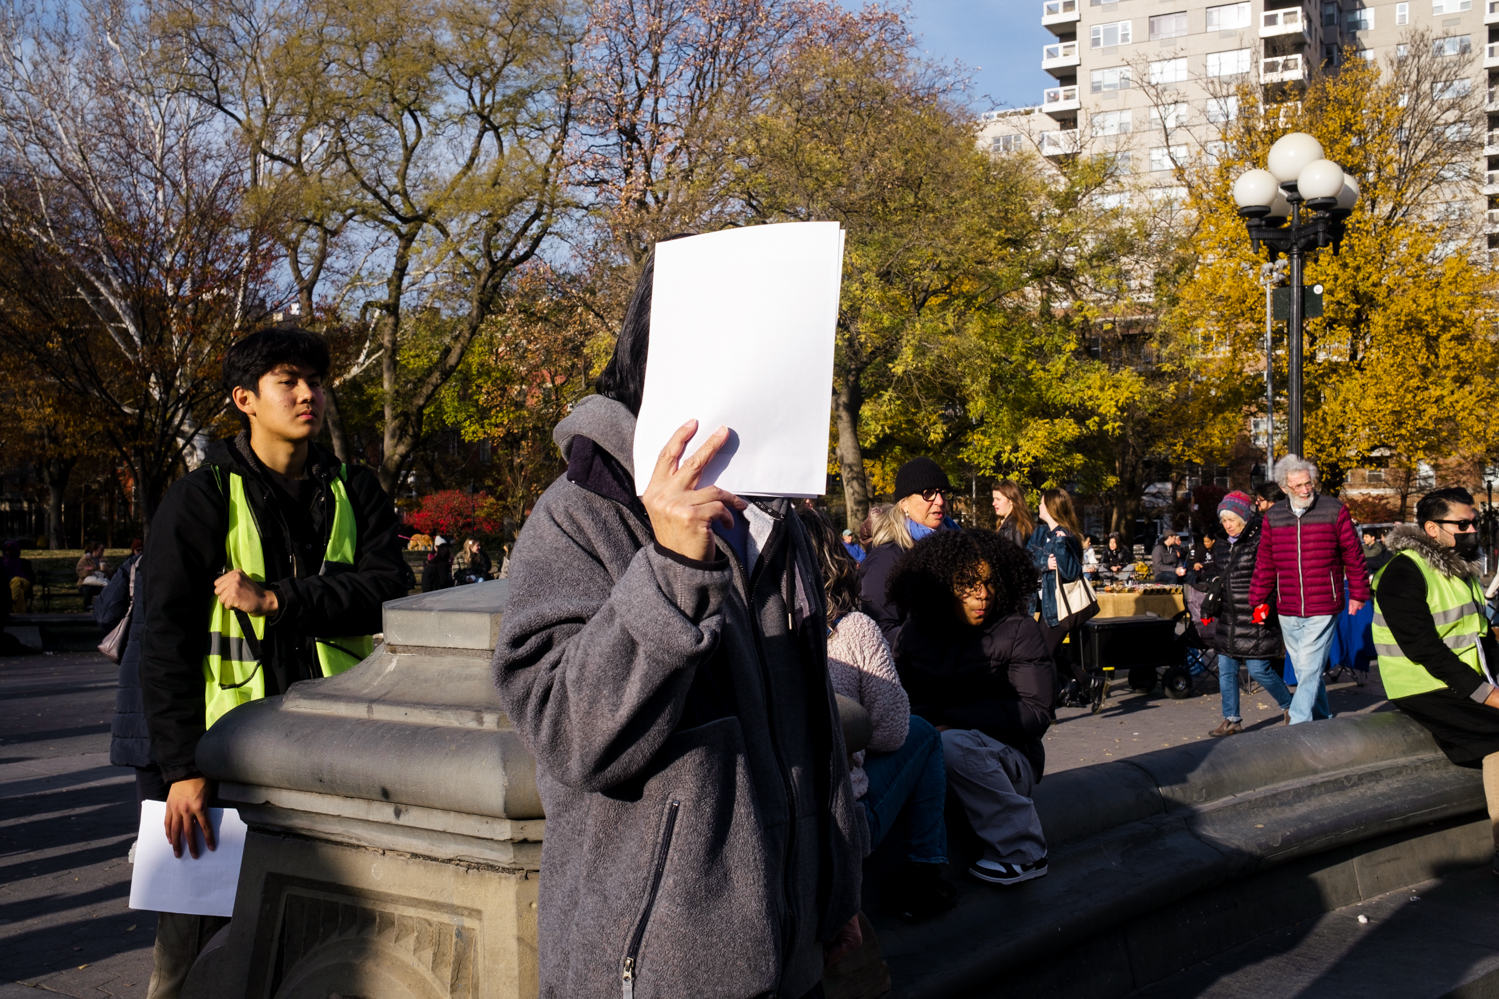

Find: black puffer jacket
892;611;1057;781
1212;515;1284;660
99;552;151;769
139;434;407;784
857;541;907;643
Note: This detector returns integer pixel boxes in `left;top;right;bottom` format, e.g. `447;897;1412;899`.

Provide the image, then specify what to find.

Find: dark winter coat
1100;541;1132;575
1248;494;1371;618
1150;539;1185;583
139;434;407;784
99;552;151;769
1031;524;1083;627
892;610;1057;781
1363;540;1394;575
858;540;908;644
422;552;454;592
492;395;865;999
1211;516;1284;661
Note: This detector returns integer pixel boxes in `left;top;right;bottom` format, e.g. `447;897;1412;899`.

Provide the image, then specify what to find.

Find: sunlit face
991;491;1013;519
1424;502;1478;548
901;489;947;529
953;562;994;627
1285;470;1316;506
234;363;325;443
1220;512;1246;538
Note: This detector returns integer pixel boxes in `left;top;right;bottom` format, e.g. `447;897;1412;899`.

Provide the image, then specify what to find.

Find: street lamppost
1231;132;1360;460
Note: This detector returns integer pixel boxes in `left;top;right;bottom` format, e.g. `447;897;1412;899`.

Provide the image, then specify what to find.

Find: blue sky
901;0;1053;111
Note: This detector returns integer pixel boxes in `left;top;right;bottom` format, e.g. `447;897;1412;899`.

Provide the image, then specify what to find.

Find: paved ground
1132;868;1499;998
1046;659;1392;773
0;651;151;997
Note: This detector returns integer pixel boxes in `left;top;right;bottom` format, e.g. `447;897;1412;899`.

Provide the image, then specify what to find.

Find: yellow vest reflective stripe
1371;548;1487;700
201;467;372;729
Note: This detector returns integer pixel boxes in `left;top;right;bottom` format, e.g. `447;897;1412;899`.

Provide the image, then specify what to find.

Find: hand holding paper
642;419;748;562
130;800;247;918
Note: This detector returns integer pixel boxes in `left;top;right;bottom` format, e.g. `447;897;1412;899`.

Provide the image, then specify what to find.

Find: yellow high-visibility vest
202;467;372;728
1372;548;1488;700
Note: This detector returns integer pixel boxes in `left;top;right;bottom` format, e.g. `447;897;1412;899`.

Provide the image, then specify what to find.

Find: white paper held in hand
633;222;845;497
129;799;247;917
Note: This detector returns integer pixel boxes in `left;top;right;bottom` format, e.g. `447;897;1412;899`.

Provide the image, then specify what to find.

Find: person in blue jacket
1029;488;1098;705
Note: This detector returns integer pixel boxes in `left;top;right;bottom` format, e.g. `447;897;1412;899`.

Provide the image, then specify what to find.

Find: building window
1358;49;1376;60
1205;48;1252;77
1149;145;1188;171
1205;1;1251;29
1091;66;1132;92
1148;185;1188;206
1091;20;1132;47
1323;44;1341;64
1437;161;1470;180
1323;1;1339;24
1442;122;1473;143
1149;11;1189;39
1434;35;1473;56
1417;461;1437;488
1097;191;1130;209
1206;95;1240;122
1110;150;1133;174
1433;0;1471;12
1366;466;1385;483
1437;199;1470;218
1092;109;1132;135
1433;78;1473;100
1149;57;1189;84
1150;103;1188;128
1395;1;1409;22
1345;6;1374;30
1204;139;1229;161
991;134;1025;153
1396;43;1410;59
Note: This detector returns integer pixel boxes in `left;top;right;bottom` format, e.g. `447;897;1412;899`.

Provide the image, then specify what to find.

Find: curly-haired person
888;528;1055;885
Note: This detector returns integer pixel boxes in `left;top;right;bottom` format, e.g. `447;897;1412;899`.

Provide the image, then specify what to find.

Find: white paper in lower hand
129;799;247;917
633;222;844;497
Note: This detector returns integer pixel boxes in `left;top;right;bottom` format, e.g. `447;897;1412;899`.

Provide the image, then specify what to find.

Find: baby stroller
1164;609;1222;700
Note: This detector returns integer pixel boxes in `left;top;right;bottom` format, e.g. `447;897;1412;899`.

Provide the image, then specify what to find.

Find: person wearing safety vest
1373;486;1499;875
136;327;407;998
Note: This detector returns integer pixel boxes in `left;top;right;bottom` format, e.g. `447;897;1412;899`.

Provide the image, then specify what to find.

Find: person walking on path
991;480;1036;549
859;457;958;643
798;509;955;922
1207;491;1292;737
136;327;406;999
889;528;1055;886
492;254;864;999
1373;488;1499;872
1031;488;1098;705
1248;455;1370;725
1362;527;1393;574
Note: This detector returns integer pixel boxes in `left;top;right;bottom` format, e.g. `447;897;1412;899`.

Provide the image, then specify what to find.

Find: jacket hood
1385;524;1480;579
553;395;636;481
202;432;341;483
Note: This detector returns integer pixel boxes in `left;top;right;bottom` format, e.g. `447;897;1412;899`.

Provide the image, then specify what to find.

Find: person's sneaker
1209;719;1241;738
969;856;1048;885
1090;675;1109;713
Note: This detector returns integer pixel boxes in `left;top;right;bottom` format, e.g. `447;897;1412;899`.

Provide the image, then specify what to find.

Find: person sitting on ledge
1373;487;1499;875
888;528;1055;886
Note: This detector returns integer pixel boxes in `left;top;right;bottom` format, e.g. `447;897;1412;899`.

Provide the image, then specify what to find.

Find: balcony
1043;85;1081;115
1260;53;1305;82
1042;40;1081;74
1042;0;1080;32
1260;6;1311;41
1487;208;1499;231
1487;42;1499;68
1490;86;1499;110
1039;129;1080;157
1487;0;1499;22
1487;129;1499;155
1485;169;1499;194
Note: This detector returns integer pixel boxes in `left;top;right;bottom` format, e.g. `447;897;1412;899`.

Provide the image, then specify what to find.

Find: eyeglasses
918;488;949;501
1433;518;1478;532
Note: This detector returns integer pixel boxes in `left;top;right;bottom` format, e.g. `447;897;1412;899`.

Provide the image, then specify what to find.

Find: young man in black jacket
137;327;406;998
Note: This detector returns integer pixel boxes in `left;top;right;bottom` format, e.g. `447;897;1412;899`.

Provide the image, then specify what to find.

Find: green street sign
1272;284;1324;321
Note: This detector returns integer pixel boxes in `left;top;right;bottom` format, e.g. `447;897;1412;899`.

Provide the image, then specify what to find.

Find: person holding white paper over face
494;229;866;999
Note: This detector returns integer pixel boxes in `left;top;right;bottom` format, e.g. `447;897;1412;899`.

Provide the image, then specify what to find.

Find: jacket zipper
729;523;800;974
621;800;680;999
1295;512;1305;614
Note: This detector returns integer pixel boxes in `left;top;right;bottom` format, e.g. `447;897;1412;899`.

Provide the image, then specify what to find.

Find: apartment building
981;0;1493;214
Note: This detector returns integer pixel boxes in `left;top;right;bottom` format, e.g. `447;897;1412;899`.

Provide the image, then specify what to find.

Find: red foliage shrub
406;490;502;537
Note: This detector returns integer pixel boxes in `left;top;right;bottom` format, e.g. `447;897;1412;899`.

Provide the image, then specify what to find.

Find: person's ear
232;384;258;419
1423;521;1442;543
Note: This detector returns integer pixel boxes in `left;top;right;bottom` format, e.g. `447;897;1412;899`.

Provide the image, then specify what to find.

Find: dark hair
1254;481;1285;503
992;479;1035;537
1416;487;1475;528
596;235;700;415
797;508;860;620
887;528;1038;628
1040;487;1081;536
223;326;330;426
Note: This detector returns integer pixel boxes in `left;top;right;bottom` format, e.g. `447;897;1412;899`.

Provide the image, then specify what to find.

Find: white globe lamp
1335;175;1360;211
1267;190;1291;220
1297;159;1345;204
1232;169;1280;216
1267;132;1325;184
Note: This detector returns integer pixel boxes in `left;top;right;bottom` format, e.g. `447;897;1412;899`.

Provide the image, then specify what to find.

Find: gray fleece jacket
493;395;866;999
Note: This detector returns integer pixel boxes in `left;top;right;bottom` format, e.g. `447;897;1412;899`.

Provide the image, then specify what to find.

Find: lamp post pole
1288;202;1305;457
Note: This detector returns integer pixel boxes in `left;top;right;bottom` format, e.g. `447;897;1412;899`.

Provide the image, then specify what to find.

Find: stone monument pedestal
186;581;542;999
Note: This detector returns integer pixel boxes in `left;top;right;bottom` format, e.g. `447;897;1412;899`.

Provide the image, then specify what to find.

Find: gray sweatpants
941;728;1047;866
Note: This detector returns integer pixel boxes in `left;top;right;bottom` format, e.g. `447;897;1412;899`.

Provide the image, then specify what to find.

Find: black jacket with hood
493;395;865;999
139;433;406;784
1211;514;1284;661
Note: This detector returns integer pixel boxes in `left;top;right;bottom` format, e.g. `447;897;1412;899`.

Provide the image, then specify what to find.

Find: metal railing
1485;169;1499;186
1487;129;1499;147
1487;208;1499;224
1044;85;1080;104
1488;42;1499;59
1043;41;1080;61
1039;129;1080;155
1043;0;1079;16
1261;54;1303;74
1261;7;1305;28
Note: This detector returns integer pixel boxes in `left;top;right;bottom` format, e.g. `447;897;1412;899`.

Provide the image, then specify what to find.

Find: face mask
1453;532;1481;560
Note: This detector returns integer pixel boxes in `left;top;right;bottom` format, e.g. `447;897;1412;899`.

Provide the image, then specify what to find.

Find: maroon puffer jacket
1247;494;1371;617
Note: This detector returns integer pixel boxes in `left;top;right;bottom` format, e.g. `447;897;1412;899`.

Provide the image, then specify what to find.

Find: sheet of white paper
129;799;247;917
633;222;845;497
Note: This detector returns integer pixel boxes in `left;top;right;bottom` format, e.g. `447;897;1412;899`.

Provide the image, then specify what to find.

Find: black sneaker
890;870;959;922
1090;675;1108;714
969;856;1049;885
